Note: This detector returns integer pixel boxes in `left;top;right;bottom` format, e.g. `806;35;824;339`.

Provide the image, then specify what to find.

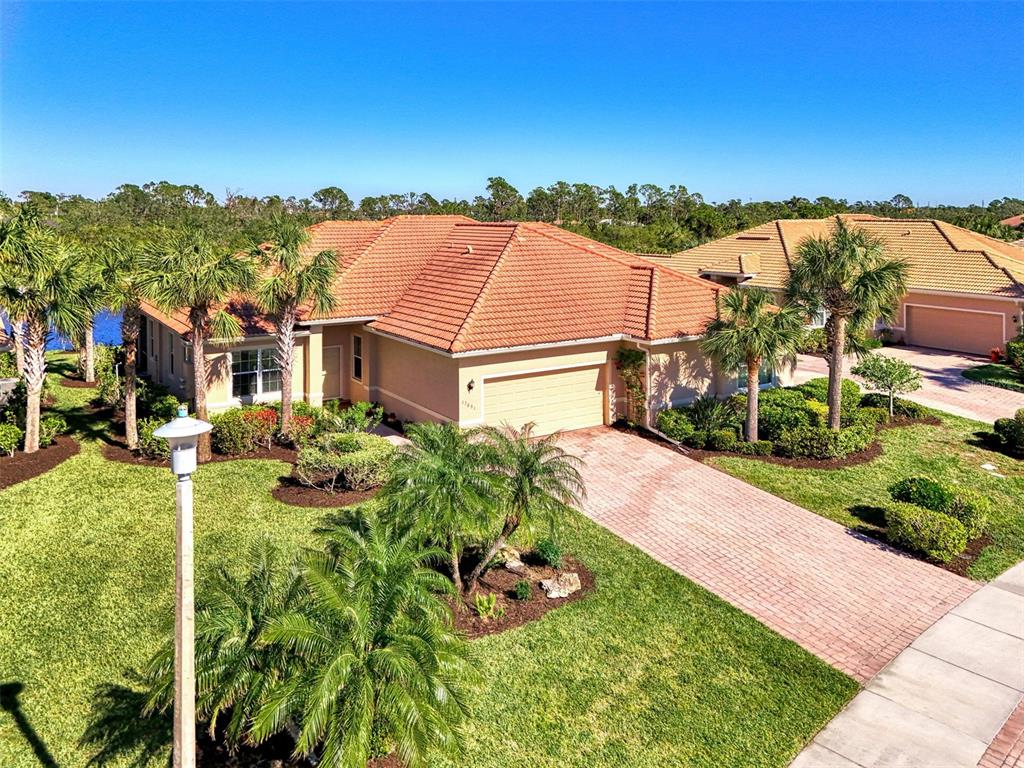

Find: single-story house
139;215;793;434
644;214;1024;356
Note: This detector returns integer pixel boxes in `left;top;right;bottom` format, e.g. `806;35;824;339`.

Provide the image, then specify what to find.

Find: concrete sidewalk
793;562;1024;768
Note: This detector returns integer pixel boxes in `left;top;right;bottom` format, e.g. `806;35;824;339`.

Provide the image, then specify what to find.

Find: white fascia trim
904;289;1023;303
300;316;377;327
208;331;310;345
701;270;757;279
365;328;705;358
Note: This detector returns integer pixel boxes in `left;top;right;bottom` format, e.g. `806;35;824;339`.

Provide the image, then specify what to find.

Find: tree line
4;179;1021;255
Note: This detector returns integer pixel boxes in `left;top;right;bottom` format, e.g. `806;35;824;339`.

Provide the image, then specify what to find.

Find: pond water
47;310;124;350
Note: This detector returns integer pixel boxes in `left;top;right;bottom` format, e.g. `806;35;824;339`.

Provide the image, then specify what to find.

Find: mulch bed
860;530;993;578
59;376;97;389
0;435;80;490
273;476;379;508
101;440;298;468
452;555;594;639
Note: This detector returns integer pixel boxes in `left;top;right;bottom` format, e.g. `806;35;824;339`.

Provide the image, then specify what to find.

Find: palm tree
382;422;498;593
148;227;255;461
466;424;585;593
0;219;93;452
253;216;337;439
73;250;105;384
252;508;473;768
142;539;303;748
96;238;159;448
787;219;908;429
700;288;805;442
0;212;35;377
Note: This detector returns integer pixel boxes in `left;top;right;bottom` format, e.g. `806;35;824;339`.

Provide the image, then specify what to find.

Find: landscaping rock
541;572;581;599
504;557;533;577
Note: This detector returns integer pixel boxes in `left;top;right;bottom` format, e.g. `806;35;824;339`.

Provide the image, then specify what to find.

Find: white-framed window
809;309;828;328
231;348;281;398
736;366;774;391
352;334;363;381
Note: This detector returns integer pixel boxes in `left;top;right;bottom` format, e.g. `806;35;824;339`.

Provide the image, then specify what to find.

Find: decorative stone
504;557;532;577
540;572;581;599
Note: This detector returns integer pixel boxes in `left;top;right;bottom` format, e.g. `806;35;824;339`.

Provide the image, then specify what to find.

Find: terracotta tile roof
372;221;723;352
142;215;724;353
651;216;1024;299
1001;214;1023;228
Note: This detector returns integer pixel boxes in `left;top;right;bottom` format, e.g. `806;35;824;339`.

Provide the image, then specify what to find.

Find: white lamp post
153;405;212;768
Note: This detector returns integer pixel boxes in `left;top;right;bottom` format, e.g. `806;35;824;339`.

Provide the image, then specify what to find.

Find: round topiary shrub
885;502;967;563
888;477;955;512
296;431;395;492
656;408;695;443
799;377;862;423
758;403;810;442
707;428;739;452
946;488;990;540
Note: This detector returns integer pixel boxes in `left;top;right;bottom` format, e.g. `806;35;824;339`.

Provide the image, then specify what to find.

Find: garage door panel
483;366;605;435
905;306;1003;355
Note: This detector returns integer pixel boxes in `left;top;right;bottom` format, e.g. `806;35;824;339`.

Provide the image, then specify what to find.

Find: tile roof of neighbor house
144;215;725;353
654;214;1024;299
1000;214;1023;228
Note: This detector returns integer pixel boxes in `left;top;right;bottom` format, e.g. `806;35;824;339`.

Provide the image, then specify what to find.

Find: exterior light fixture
467;379;475;391
153;405;212;768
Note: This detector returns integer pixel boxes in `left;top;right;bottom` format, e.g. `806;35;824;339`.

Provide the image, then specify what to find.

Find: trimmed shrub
513;580;532;600
798;377;862;424
683;431;708;450
737;439;773;456
1006;339;1024;371
758;387;810;409
0;352;16;379
211;409;254;456
707;428;739;452
290;414;317;446
39;415;67;446
776;424;873;459
994;409;1024;457
242;407;278;450
296;432;394;492
885;502;967;563
803;399;830;426
656;408;695;443
145;393;180;421
0;422;23;456
888;477;955;512
535;538;563;569
853;406;890;429
861;393;928;419
322;400;383;433
138;416;169;459
759;403;810;442
947;488;990;540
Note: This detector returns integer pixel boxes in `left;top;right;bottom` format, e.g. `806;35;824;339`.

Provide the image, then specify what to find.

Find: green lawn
0;361;856;767
710;413;1024;581
962;363;1024;395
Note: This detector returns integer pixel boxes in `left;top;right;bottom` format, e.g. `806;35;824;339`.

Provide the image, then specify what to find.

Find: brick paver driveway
561;428;977;683
794;346;1024;423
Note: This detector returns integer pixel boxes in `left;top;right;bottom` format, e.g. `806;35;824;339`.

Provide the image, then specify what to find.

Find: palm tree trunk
450;539;464;595
22;316;47;454
277;309;296;439
190;319;211;463
81;316;95;383
746;361;760;442
11;319;25;376
466;516;519;593
123;306;140;449
827;315;847;431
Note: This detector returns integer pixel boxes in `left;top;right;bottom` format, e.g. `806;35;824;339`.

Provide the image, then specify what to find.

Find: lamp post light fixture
153;405;212;768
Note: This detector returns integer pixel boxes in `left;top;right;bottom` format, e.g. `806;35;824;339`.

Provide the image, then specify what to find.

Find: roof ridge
448;223;519;352
644;266;657;338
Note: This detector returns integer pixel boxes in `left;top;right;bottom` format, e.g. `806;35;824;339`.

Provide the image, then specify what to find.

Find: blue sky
2;2;1021;205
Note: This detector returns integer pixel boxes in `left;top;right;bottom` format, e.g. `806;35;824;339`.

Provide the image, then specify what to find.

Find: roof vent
465;245;474;254
737;235;772;241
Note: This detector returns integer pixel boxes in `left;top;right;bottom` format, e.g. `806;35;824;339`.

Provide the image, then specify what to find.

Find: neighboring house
647;214;1024;356
1000;214;1023;230
139;215;781;434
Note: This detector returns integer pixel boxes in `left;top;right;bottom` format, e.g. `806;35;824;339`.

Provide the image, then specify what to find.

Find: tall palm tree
148;227;255;461
700;288;805;442
252;508;473;768
0;220;93;452
0;211;35;376
73;250;105;384
466;424;585;593
382;422;498;593
96;238;159;449
253;216;337;438
142;539;304;749
787;219;908;429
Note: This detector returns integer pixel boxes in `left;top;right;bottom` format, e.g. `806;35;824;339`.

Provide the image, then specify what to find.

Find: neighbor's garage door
905;306;1003;355
483;366;605;436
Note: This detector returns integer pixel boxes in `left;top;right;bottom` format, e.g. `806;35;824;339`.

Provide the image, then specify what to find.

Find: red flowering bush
242;407;278;449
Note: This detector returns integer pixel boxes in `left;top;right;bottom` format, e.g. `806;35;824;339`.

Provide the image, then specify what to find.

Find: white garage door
483;366;605;436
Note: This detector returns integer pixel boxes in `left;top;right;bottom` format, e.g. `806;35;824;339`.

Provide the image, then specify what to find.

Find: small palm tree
700;288;805;442
148;227;255;461
0;217;94;452
96;238;159;449
142;539;303;748
383;422;498;593
252;508;473;768
787;219;908;429
253;216;338;438
466;424;585;593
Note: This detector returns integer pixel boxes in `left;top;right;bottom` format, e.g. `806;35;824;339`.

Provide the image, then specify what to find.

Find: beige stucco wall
889;292;1023;348
645;340;717;410
204;338;305;412
371;333;460;422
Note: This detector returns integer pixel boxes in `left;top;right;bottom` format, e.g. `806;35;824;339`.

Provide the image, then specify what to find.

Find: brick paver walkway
794;346;1024;424
562;427;978;682
979;699;1024;768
